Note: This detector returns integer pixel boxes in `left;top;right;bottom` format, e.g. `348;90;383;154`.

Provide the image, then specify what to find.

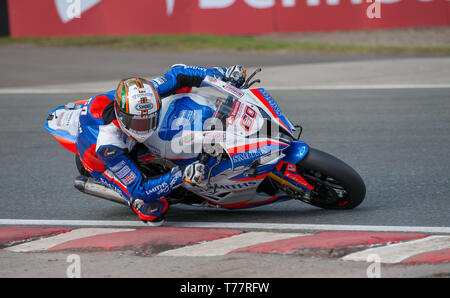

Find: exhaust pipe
74;176;129;206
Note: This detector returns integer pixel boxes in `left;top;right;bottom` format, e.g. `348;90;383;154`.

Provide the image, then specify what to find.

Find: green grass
1;34;449;55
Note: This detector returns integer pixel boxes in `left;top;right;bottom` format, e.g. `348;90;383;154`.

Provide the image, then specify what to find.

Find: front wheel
296;148;366;209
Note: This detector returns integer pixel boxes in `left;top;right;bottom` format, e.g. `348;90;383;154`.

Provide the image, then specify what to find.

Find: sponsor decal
169;170;183;187
223;84;244;98
231;146;270;167
257;89;283;119
251;88;293;133
146;182;170;196
299;145;307;156
110;160;126;172
108;159;138;186
56;111;65;127
209;181;258;191
115;165;132;179
102;147;119;158
98;177;123;195
133;92;156;99
285;171;312;189
64;110;74;127
181;0;296;13
121;171;137;186
203;131;226;142
226;100;242;125
287;164;296;172
135;102;154;111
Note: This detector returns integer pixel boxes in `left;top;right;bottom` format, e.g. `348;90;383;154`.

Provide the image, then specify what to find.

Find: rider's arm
96;144;183;201
150;65;227;97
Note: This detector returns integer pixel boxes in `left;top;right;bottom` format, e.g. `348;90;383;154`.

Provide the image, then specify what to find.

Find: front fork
268;141;314;199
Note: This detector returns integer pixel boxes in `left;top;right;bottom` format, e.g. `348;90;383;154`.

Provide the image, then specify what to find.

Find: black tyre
75;154;91;177
296;148;366;209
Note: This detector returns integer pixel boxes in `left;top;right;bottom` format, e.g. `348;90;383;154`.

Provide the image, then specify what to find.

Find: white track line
5;228;134;253
265;84;450;90
0;88;90;94
1;219;449;234
0;219;147;227
342;236;450;263
1;84;450;94
158;232;307;257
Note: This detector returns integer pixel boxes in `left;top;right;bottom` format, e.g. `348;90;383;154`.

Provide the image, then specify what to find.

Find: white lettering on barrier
172;0;440;20
197;0;438;11
55;0;445;20
198;0;297;9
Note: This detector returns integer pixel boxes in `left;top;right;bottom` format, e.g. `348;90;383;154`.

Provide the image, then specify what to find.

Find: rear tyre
296;148;366;209
75;154;91;177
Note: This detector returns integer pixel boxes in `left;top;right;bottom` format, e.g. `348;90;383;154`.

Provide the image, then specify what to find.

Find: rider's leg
87;168;169;226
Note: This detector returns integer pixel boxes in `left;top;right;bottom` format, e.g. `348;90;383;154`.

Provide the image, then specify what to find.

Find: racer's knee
130;197;169;226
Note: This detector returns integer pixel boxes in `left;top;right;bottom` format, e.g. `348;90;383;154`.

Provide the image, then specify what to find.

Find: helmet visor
116;107;158;138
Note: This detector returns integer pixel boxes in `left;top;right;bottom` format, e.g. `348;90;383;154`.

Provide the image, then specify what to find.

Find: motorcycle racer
75;64;247;225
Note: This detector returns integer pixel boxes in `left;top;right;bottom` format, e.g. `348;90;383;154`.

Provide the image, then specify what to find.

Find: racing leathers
76;65;230;223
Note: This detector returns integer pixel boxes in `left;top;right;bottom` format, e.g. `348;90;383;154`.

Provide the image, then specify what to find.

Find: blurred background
3;0;450;37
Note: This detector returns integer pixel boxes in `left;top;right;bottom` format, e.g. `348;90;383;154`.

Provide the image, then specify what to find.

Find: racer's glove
169;166;184;188
183;162;207;185
224;65;247;88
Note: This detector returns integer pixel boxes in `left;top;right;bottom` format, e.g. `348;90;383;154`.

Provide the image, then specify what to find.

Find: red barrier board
7;0;450;37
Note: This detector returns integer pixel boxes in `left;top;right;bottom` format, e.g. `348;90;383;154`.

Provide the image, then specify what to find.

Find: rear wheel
296;148;366;209
75;154;91;177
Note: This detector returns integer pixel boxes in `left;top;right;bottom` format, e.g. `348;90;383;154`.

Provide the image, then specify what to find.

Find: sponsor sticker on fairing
223;84;244;98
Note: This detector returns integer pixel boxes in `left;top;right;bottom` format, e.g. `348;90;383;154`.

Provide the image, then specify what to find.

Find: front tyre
296;148;366;209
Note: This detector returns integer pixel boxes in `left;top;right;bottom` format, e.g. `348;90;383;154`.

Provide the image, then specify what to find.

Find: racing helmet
114;78;161;143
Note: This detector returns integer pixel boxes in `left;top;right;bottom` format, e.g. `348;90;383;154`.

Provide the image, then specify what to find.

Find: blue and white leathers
75;65;227;205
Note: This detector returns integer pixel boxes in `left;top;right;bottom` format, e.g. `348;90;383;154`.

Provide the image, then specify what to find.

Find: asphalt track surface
0;44;426;88
0;88;448;228
0;45;448;230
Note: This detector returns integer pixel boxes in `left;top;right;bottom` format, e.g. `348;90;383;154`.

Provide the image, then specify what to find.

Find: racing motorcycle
45;68;366;211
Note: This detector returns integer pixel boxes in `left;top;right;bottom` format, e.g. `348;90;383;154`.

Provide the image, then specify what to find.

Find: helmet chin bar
124;126;154;143
131;132;153;143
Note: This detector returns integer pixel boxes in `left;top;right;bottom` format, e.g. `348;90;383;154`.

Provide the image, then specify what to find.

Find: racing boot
130;197;169;227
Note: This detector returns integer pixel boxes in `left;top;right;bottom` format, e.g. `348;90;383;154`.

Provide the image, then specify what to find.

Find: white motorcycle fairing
139;77;303;209
45;76;313;210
